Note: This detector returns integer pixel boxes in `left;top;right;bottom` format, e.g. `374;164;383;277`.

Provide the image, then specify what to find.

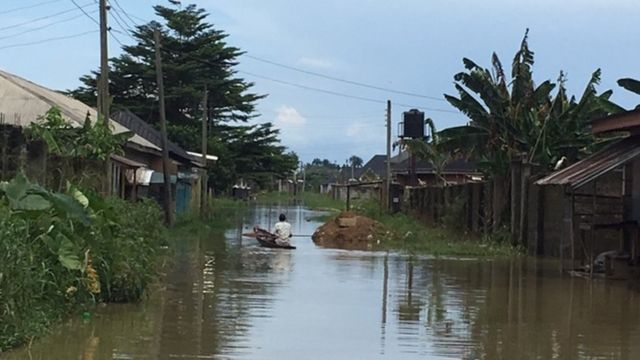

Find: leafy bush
0;175;165;352
27;107;132;160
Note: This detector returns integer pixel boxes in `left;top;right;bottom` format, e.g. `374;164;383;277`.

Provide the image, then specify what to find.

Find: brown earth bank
312;211;390;250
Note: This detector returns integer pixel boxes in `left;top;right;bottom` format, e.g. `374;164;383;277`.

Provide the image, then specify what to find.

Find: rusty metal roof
536;136;640;189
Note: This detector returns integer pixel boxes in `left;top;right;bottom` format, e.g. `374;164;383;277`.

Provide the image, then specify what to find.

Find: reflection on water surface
5;205;640;359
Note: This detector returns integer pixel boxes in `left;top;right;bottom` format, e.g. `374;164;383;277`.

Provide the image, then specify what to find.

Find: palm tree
348;155;363;179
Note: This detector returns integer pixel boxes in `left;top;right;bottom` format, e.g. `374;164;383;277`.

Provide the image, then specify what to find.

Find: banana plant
439;30;622;174
0;174;91;270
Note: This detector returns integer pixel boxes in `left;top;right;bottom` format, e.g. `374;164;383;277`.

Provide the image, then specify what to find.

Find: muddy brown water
4;205;640;359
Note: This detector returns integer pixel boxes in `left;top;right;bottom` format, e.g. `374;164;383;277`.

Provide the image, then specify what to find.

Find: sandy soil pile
312;211;389;250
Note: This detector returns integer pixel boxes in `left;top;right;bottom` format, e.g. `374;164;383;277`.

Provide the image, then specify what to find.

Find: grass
174;196;248;235
0;190;167;353
350;200;523;258
257;191;344;211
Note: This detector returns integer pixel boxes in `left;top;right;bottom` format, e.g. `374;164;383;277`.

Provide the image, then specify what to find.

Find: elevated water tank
400;109;425;139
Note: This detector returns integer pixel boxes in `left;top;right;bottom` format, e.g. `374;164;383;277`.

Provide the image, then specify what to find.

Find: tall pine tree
69;2;297;191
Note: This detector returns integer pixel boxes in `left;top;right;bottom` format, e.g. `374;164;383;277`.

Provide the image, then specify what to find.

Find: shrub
0;175;165;352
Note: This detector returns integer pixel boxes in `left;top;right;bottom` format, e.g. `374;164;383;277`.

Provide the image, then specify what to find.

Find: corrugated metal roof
110;154;146;168
111;110;192;164
536;136;640;189
0;70;159;151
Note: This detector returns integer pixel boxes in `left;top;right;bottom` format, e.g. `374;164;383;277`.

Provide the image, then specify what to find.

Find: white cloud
275;105;306;127
346;122;365;137
297;57;334;69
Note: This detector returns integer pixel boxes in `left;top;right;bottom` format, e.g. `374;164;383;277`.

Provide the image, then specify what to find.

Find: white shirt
274;221;292;244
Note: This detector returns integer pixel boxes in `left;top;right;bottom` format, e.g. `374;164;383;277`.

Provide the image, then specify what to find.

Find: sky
2;0;640;165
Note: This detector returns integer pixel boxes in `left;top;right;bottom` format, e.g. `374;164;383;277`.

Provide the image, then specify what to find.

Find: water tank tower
399;109;425;139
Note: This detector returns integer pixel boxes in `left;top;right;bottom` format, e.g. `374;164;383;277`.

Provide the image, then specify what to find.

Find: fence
403;169;540;241
405;182;489;233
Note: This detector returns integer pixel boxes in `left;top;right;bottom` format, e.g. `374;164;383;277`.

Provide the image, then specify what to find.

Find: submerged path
5;205;640;359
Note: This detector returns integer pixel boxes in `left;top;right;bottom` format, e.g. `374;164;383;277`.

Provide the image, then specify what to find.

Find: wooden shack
534;109;640;276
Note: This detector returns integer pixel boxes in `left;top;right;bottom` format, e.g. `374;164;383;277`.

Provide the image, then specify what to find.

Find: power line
244;54;447;102
108;29;125;47
0;10;98;41
109;8;136;41
0;2;94;32
239;70;458;113
70;0;99;25
0;29;98;50
0;0;64;16
166;49;457;113
0;11;92;41
298;113;381;120
109;0;139;28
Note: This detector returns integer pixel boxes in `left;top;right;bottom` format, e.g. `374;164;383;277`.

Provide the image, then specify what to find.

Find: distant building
344;152;481;186
111;110;217;214
390;151;482;186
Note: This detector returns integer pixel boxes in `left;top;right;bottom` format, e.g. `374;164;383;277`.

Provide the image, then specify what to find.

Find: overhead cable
244;54;446;102
0;0;64;16
0;2;94;32
0;29;98;50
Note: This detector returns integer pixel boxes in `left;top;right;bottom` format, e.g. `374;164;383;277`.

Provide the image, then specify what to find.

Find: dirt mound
312;211;389;250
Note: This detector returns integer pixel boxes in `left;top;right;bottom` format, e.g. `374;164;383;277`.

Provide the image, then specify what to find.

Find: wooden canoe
253;226;296;249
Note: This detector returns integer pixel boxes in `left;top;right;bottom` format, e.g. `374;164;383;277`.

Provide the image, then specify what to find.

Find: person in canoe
273;213;293;246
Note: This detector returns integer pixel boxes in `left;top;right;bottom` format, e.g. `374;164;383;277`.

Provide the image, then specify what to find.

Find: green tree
68;2;296;191
438;30;621;228
401;118;450;185
304;159;341;191
439;30;620;173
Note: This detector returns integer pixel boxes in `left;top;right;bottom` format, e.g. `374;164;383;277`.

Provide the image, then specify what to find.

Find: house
533;109;640;276
354;154;387;181
345;152;481;187
0;69;216;215
391;151;482;186
0;69;159;191
111;110;216;214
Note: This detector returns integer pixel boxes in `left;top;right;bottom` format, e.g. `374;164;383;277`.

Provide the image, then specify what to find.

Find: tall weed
0;175;165;352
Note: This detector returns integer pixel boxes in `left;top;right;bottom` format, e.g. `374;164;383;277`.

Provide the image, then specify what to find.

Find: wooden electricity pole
99;0;111;195
385;100;391;212
99;0;109;124
200;85;208;217
154;29;173;226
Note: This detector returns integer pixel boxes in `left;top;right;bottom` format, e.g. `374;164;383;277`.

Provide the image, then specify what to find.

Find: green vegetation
439;30;621;175
68;3;298;192
0;175;165;352
28;107;131;161
257;191;343;211
174;197;249;235
351;200;521;257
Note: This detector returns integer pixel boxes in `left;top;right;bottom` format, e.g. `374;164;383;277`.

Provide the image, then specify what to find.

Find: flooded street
6;205;640;359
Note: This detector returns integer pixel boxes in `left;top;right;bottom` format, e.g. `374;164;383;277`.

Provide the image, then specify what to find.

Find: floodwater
5;205;640;359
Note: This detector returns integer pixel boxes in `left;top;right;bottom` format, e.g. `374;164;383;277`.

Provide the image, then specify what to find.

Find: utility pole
154;29;173;226
99;0;109;124
385;100;391;212
99;0;111;195
200;84;208;218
